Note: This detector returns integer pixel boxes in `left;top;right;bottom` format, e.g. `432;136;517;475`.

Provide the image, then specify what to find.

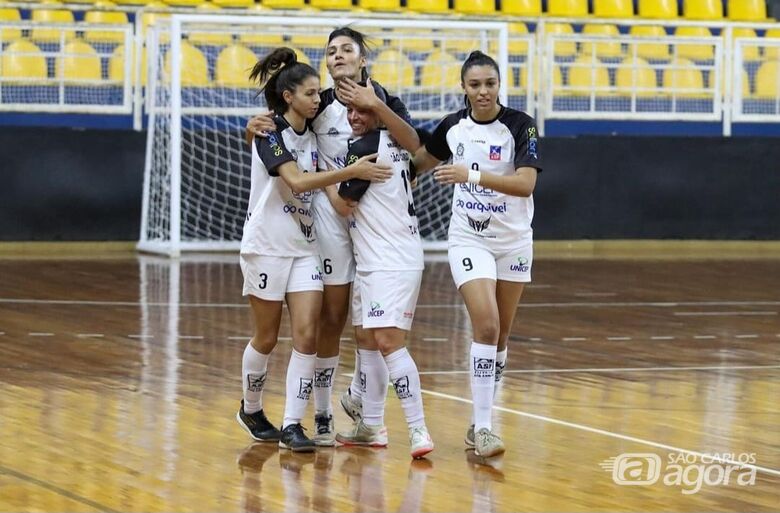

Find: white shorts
357;269;422;331
313;194;356;286
448;243;533;289
351;273;363;327
240;254;323;301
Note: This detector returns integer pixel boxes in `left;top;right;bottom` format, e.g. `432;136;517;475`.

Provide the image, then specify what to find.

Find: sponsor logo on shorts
368;301;385;318
511;256;530;273
473;357;495;378
246;372;267;393
359;371;367;393
403;311;414;319
489;145;502;161
312;266;323;281
297;378;313;400
314;368;334;388
467;214;491;233
392;376;412;399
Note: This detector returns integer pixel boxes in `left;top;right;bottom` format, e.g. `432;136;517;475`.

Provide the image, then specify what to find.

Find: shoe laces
315;414;332;435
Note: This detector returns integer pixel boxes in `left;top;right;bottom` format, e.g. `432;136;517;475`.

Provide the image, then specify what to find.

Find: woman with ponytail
236;47;392;452
413;51;544;458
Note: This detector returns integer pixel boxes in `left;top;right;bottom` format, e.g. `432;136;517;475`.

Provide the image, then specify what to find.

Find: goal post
138;14;512;256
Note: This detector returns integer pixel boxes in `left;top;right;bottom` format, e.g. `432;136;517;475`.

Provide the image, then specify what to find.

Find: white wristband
467;169;481;185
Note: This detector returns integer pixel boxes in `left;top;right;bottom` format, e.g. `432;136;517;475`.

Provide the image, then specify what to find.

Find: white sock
313;355;339;414
385;347;425;428
283;349;316;428
471;341;497;432
349;350;364;401
360;349;389;426
242;342;270;414
494;348;508;399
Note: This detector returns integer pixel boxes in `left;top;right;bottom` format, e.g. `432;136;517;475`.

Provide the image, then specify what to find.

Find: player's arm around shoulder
325;184;356;217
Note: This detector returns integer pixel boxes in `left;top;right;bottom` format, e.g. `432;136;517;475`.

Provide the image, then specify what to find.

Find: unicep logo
368;301;384;318
600;452;757;494
511;257;529;272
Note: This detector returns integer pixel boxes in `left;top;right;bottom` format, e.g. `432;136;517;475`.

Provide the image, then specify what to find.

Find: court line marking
650;336;675;340
607;336;632;341
574;292;618;297
419;389;780;477
423;337;450;342
0;464;118;513
416;364;780;376
694;335;717;339
563;337;588;341
2;298;780;309
28;332;54;337
674;311;777;317
736;334;759;339
178;335;204;340
76;333;104;338
127;334;154;339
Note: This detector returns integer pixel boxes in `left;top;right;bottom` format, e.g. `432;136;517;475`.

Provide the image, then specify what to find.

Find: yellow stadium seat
165;0;202;6
1;40;47;82
390;28;435;52
420;50;460;90
112;0;159;5
755;60;780;98
615;56;657;96
683;0;722;20
238;32;284;46
547;0;588;17
108;44;127;82
581;23;623;58
56;40;101;82
765;29;780;59
140;2;170;37
215;44;257;87
663;58;705;97
638;0;677;18
567;55;611;95
728;0;766;21
0;7;22;42
593;0;633;17
729;27;760;61
289;33;328;49
359;0;401;11
501;0;541;16
310;0;351;9
454;0;494;15
545;22;577;58
212;0;254;6
675;26;714;60
31;7;76;43
506;22;530;55
263;0;306;8
628;25;670;59
164;41;210;86
84;10;129;44
406;0;449;14
370;48;415;88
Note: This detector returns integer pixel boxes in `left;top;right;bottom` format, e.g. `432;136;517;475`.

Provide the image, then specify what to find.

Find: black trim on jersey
338;130;380;202
469;106;505;125
316;82;411;124
254;114;296;177
425;109;466;162
500;108;543;172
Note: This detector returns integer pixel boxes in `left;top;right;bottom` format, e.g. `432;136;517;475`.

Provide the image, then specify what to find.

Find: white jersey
426;106;544;254
240;114;319;257
339;130;424;272
310;87;414;243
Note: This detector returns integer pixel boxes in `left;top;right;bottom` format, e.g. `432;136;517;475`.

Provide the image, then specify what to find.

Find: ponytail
249;47;318;113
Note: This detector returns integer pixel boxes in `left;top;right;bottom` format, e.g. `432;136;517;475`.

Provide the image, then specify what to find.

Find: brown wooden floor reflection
0;255;779;512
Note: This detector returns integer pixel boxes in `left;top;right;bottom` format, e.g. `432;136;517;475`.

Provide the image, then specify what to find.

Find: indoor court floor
0;253;778;512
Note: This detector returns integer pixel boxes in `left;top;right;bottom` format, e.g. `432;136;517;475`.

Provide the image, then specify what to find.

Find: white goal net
139;14;511;255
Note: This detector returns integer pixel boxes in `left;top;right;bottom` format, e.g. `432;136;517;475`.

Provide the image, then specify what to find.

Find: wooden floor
0;255;779;512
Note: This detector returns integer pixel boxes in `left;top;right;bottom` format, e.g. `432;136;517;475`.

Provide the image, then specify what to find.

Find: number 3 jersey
426;106;544;254
338;130;424;272
240;114;319;257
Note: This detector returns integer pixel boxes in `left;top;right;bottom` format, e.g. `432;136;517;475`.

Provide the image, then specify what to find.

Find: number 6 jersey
426;106;544;254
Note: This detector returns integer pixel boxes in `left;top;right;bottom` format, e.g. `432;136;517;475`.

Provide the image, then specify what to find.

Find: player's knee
473;318;500;344
251;334;278;354
292;323;317;353
320;304;348;334
374;329;404;355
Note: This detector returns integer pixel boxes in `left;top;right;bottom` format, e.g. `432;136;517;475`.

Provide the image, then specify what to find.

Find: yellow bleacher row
1;0;774;20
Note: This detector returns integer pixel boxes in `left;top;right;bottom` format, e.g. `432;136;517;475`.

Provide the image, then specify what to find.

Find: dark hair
460;50;501;83
249;47;318;113
327;26;372;81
